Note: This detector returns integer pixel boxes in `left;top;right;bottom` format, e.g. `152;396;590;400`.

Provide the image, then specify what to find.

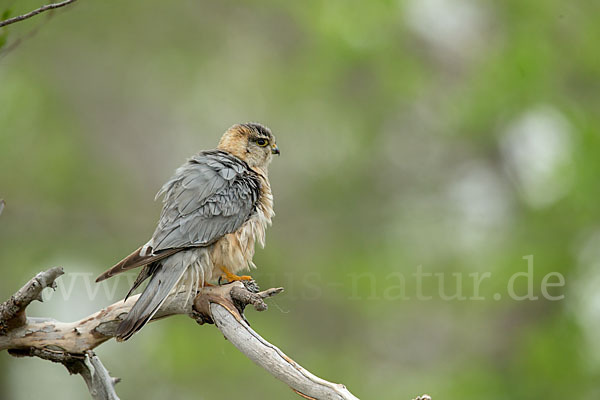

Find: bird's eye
256;138;269;147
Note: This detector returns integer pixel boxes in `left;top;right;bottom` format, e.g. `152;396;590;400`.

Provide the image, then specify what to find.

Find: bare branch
0;0;78;28
209;303;360;400
192;283;361;399
0;288;195;353
9;347;120;400
71;351;121;400
0;268;418;400
0;266;64;334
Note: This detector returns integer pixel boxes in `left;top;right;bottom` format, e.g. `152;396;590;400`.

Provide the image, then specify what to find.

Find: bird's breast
209;174;274;275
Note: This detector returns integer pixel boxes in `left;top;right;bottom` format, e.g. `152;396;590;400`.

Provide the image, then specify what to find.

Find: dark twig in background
0;0;78;28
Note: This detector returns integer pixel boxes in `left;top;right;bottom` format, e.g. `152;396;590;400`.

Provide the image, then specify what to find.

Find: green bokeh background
1;0;599;399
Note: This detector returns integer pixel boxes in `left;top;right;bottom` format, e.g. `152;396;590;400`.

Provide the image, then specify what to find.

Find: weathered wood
0;267;122;399
211;303;361;400
73;351;121;400
0;268;411;400
0;267;64;334
0;290;191;352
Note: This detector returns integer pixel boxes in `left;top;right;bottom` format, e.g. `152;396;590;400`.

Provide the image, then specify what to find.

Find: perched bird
96;123;279;341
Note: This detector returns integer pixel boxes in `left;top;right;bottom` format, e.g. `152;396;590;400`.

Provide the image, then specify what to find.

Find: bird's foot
219;267;252;285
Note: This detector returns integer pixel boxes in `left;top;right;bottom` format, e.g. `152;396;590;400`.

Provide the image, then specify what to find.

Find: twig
71;351;121;400
0;0;78;28
0;266;64;334
9;347;121;400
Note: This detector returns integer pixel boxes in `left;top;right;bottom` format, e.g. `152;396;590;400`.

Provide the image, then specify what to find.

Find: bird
95;122;279;341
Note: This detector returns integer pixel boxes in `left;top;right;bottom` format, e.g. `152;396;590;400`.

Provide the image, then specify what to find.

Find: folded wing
95;150;260;283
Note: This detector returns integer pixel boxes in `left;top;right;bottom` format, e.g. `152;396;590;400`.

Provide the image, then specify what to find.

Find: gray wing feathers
150;151;259;251
108;150;261;341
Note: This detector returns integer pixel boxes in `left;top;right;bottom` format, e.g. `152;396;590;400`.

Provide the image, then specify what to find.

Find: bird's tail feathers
124;263;159;302
115;257;189;341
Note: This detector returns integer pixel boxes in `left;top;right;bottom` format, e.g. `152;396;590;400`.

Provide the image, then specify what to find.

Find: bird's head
218;123;279;171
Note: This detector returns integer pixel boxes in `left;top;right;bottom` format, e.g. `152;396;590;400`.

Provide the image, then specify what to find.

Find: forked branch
0;268;378;400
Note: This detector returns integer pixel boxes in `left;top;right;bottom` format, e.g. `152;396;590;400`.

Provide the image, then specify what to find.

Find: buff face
218;123;280;170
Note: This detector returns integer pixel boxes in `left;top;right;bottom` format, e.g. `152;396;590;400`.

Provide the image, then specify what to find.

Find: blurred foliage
1;0;599;399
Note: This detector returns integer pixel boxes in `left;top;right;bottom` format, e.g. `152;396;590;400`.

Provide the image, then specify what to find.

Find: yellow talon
220;266;252;283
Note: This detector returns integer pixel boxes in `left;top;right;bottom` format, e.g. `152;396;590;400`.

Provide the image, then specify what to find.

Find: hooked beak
271;144;280;155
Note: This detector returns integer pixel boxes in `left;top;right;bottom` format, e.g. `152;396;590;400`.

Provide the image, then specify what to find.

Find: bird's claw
219;267;252;285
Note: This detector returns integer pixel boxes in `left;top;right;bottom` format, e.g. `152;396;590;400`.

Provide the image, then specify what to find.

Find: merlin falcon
96;123;279;341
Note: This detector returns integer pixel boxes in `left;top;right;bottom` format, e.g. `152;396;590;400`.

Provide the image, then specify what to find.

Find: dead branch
10;347;120;400
0;266;64;334
1;267;121;398
0;0;78;28
207;303;360;400
0;268;381;400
